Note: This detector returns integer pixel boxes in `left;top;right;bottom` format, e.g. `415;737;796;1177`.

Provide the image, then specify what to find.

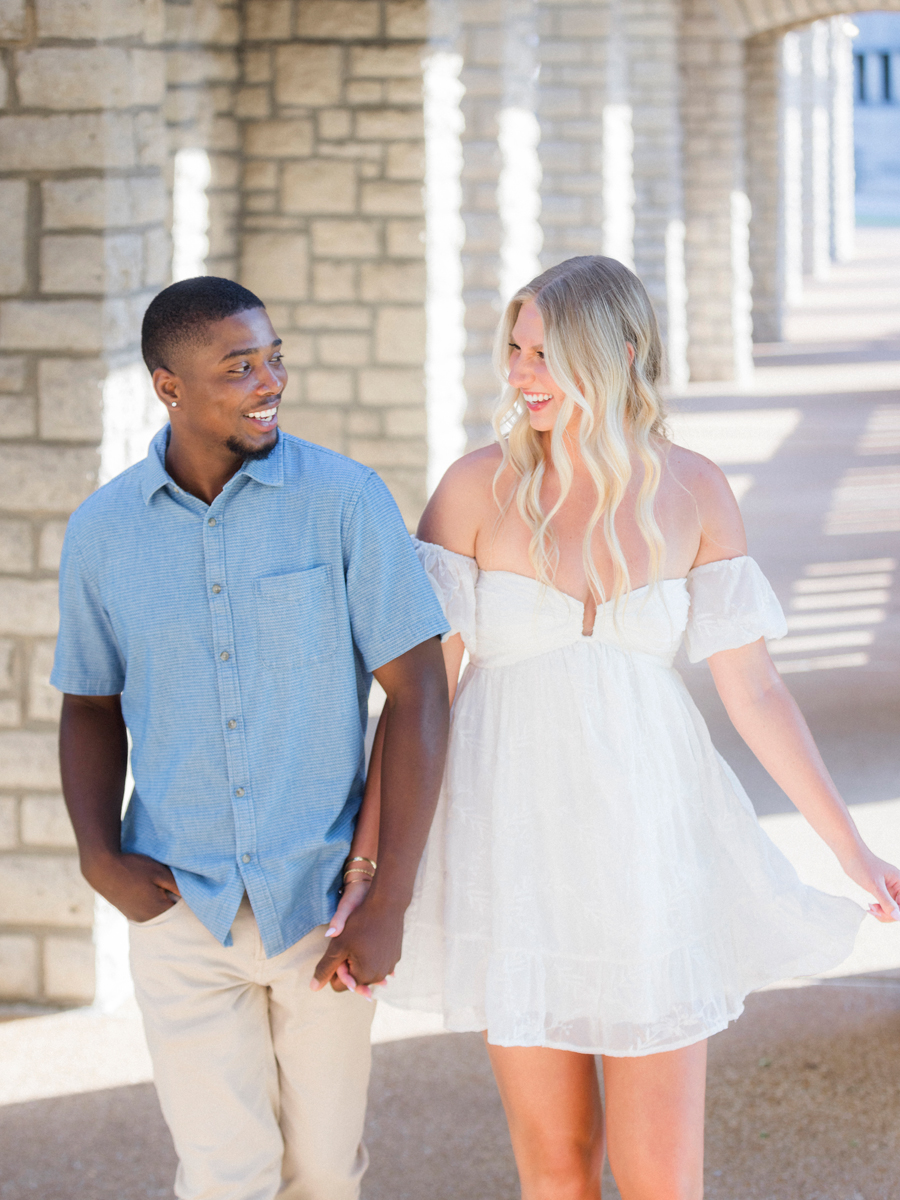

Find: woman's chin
527;411;556;432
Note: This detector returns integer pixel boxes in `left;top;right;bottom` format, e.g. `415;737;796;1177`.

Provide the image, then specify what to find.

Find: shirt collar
141;425;285;505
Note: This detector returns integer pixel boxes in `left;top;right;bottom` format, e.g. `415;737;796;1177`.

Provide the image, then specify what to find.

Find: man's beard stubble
224;432;278;462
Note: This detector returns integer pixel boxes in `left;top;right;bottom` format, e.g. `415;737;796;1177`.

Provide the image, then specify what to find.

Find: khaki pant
129;896;374;1200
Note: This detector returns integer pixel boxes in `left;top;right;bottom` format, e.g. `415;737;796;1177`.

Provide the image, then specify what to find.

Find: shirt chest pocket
255;565;338;669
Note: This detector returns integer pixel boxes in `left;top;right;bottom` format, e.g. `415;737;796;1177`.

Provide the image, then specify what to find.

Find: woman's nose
509;359;531;389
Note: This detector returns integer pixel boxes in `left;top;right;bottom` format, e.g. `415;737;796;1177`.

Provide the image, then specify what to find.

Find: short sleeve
50;527;126;695
344;474;450;672
411;537;479;653
683;556;787;663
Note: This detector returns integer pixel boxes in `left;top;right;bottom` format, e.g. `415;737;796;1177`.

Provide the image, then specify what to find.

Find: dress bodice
411;538;787;667
473;572;690;669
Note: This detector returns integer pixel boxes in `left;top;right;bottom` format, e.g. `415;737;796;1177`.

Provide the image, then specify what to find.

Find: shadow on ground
2;981;898;1200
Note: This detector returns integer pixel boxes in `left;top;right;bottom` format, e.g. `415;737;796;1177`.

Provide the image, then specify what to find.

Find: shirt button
212;584;222;594
208;517;217;527
241;853;251;864
235;787;245;797
219;650;230;661
227;719;237;729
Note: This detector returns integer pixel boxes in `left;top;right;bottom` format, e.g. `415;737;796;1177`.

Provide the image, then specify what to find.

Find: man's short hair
141;276;265;374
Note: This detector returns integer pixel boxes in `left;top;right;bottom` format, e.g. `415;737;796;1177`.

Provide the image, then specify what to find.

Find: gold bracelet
346;855;377;872
343;868;375;882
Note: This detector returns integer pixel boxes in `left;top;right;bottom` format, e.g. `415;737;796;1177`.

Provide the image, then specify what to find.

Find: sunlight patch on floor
667;409;801;463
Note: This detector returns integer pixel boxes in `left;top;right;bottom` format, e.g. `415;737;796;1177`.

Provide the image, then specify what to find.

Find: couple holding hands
53;263;899;1200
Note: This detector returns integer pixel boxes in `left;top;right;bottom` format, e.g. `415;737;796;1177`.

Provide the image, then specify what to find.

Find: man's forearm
59;693;129;869
366;641;449;915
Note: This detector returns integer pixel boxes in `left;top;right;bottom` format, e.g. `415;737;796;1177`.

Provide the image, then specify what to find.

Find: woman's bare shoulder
417;444;504;556
662;441;748;563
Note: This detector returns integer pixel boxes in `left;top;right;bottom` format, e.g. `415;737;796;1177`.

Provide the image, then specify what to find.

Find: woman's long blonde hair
492;255;668;606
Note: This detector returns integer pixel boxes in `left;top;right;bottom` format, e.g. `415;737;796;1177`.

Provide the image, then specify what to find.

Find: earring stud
171;401;177;408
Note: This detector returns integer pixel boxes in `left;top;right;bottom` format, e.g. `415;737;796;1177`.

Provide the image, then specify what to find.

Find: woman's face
507;301;568;434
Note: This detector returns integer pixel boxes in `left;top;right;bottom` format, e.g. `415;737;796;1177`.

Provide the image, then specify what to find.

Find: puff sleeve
411;537;479;653
683;556;787;663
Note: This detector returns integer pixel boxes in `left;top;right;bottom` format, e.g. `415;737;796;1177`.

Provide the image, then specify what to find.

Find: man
51;276;450;1200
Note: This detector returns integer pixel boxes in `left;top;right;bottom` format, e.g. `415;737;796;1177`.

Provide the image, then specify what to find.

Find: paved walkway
2;230;899;1199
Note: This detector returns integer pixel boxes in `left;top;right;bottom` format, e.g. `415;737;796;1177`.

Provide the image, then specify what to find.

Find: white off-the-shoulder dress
384;542;865;1056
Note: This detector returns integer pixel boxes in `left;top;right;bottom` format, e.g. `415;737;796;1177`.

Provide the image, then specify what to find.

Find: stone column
625;0;686;386
536;0;606;269
781;29;804;307
799;21;832;281
0;0;168;1005
745;29;783;343
454;0;504;449
238;0;429;524
164;0;241;280
829;16;855;265
678;0;752;382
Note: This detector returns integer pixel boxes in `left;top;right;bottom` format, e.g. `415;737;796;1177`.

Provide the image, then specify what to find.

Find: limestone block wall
236;0;429;525
0;0;169;1005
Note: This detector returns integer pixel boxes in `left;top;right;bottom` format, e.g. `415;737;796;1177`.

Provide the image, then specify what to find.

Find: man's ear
152;367;182;410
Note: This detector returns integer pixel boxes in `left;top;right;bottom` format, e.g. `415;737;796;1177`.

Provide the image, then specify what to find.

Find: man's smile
244;401;280;431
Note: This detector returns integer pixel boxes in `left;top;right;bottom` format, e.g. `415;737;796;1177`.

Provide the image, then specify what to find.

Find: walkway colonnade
0;0;897;1006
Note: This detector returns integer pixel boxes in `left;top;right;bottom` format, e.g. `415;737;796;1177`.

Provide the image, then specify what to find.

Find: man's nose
258;363;284;392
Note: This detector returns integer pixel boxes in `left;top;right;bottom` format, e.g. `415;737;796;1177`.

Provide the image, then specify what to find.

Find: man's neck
164;430;244;506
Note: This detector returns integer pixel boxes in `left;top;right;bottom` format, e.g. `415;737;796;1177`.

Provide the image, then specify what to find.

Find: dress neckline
479;569;688;613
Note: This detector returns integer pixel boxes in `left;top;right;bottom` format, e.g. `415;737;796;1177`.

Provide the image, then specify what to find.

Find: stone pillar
625;0;686;387
799;21;832;281
454;1;504;449
829;16;855;265
238;0;429;524
781;29;804;307
679;0;752;382
0;0;168;1005
745;29;783;343
536;0;606;269
164;0;241;280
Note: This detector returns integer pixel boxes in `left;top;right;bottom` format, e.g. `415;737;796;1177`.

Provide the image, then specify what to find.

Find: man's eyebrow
219;338;282;363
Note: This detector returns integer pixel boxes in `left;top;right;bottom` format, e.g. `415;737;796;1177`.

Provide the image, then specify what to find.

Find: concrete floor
1;230;898;1198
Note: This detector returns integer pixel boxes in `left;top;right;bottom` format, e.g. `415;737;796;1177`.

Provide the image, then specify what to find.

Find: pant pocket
128;898;184;929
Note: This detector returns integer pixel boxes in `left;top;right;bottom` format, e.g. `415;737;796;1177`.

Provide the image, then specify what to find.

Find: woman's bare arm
687;457;900;921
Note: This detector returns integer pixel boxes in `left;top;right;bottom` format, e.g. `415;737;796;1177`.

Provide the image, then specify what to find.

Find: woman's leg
601;1040;707;1200
485;1039;605;1200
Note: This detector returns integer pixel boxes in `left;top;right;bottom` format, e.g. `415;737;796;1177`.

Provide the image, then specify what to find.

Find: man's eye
271;353;284;364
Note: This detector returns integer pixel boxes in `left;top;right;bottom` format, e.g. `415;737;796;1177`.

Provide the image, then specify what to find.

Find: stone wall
236;0;429;524
0;0;169;1005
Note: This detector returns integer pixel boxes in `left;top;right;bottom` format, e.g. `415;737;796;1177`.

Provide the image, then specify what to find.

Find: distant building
853;12;900;223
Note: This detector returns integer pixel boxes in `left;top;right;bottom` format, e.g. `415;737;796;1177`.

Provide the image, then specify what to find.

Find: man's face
154;307;288;459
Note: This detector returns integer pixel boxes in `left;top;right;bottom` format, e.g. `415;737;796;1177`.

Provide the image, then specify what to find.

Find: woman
332;256;900;1198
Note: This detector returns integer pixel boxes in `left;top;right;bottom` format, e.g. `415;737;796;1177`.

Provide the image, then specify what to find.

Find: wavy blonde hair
492;255;668;606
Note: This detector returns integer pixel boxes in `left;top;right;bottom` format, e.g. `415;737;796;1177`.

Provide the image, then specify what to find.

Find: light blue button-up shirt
51;427;448;956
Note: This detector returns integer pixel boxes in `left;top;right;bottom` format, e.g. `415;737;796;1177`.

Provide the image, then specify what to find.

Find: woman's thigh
602;1040;707;1200
485;1039;604;1196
